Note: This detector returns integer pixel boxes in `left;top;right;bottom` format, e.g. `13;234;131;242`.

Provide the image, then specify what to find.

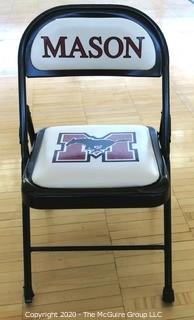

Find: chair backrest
18;4;169;78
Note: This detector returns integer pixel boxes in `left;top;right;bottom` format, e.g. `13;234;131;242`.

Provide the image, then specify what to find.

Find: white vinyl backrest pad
31;125;160;188
31;18;156;70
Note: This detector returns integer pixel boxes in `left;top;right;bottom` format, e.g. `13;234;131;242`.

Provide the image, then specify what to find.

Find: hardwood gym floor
0;0;194;319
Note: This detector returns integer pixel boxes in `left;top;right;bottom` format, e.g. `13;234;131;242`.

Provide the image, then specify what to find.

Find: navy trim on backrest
18;4;169;78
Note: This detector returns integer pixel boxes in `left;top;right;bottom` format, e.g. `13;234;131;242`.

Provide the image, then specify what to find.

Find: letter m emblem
53;132;139;163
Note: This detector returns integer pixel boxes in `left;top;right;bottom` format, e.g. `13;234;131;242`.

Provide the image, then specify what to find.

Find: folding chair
18;4;174;304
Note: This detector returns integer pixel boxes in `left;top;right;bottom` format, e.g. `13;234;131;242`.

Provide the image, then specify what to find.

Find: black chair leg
162;198;175;303
22;202;34;303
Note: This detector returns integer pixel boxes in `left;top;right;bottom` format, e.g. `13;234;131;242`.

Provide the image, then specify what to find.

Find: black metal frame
18;4;174;304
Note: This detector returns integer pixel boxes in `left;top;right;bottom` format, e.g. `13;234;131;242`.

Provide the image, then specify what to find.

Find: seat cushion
27;125;161;188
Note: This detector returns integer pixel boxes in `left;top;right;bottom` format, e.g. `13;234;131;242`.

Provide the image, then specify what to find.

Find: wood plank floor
0;0;194;319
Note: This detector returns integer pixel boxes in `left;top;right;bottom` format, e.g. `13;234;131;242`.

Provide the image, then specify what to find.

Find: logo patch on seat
52;132;139;162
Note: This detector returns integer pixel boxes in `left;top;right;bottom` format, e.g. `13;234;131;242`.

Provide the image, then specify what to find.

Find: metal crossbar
31;244;164;252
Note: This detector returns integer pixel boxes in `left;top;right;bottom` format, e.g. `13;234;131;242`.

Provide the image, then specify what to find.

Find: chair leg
162;198;175;303
22;202;34;303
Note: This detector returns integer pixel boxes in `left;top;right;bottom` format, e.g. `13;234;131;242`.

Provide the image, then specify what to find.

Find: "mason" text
41;35;145;59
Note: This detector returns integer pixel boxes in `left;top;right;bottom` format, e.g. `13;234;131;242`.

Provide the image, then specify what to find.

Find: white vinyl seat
29;125;160;188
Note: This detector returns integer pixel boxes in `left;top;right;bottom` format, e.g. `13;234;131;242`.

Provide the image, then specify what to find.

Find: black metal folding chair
18;4;174;304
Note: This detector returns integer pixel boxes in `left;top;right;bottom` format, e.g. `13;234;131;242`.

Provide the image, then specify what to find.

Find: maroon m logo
52;132;139;163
